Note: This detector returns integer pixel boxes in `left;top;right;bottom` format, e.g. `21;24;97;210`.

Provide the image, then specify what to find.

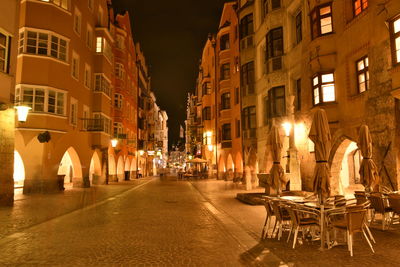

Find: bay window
311;3;333;39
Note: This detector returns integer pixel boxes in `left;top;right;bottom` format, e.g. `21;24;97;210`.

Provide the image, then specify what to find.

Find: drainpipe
209;34;219;180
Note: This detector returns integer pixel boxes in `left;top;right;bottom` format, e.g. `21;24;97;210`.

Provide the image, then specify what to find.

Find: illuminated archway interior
13;150;25;187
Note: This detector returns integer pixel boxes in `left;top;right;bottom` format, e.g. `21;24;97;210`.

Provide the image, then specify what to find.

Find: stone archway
108;154;116;181
13;150;25;188
218;155;226;179
117;156;125;182
330;137;364;196
89;151;102;185
57;147;83;189
124;157;131;180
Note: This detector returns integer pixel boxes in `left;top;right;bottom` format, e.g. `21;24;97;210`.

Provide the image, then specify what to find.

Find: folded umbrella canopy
308;109;332;203
357;125;380;192
267;124;288;195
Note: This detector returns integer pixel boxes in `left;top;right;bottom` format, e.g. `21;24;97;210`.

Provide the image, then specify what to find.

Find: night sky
112;0;232;149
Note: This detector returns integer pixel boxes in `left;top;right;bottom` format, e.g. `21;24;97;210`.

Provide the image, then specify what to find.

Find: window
115;63;125;80
263;96;269;125
267;86;286;118
202;107;211;121
73;8;82;35
113;122;123;138
295;12;302;44
242;106;256;130
311;3;333;39
86;24;93;49
94;74;111;96
220;63;230;80
266;27;283;59
71;52;79;80
70;98;78;126
353;0;368;16
202;82;211;95
312;72;335;105
240;14;253;39
236;119;240;138
19;29;68;61
235;87;240;104
0;31;11;73
95;37;112;62
241;61;255;95
15;86;65;115
116;35;125;50
296;79;301;111
92;113;111;134
39;0;69;10
390;16;400;65
114;93;123;109
84;64;91;88
221;92;231;110
271;0;280;9
220;34;230;50
222;124;231;141
356;56;369;93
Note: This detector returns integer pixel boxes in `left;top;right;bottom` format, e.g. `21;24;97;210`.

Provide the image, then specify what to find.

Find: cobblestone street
1;177;400;266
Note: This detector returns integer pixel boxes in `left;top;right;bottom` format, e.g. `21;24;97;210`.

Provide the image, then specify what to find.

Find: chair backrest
346;209;367;233
334;195;346;207
388;194;400;214
368;193;386;213
264;199;274;215
354;191;368;205
271;200;283;222
285;204;299;227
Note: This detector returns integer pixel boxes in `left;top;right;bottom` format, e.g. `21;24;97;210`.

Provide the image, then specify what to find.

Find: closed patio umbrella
357;125;380;192
267;124;288;195
308;109;332;203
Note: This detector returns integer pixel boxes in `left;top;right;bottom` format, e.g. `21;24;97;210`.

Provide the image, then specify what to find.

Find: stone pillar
287;95;302;191
0;109;15;206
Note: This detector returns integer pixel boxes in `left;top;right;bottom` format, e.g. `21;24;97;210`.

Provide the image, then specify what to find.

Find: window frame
390;15;400;66
268;86;286;118
266;27;283;60
312;72;336;105
220;62;230;80
0;30;11;73
295;11;302;44
73;7;82;36
221;92;231;110
239;13;254;39
71;51;79;80
202;106;211;121
221;123;232;141
271;0;281;10
220;34;230;51
352;0;368;17
242;106;256;130
310;2;333;40
356;56;369;93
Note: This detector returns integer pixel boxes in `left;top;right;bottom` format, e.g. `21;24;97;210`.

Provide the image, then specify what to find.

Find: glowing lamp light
282;122;292;137
188;155;193;160
15;105;31;122
111;138;118;148
207;145;213;151
139;150;145;156
206;131;212;137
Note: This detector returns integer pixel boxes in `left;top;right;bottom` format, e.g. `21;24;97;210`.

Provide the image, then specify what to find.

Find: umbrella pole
320;204;325;250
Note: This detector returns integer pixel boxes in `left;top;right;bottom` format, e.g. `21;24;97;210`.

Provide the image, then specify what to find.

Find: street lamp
282;122;292;137
15;105;32;122
111;138;118;148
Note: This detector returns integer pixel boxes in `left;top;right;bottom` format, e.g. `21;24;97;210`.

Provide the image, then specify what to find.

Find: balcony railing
81;118;111;134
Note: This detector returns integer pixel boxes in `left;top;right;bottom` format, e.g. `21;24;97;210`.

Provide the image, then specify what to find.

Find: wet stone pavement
0;177;399;266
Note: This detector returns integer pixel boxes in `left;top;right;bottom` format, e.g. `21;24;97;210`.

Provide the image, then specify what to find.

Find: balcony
82;118;111;134
221;141;232;149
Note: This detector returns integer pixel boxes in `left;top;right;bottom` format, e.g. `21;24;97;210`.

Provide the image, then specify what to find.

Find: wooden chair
388;194;400;224
286;204;320;249
326;206;375;256
270;200;291;240
261;198;275;239
368;192;393;230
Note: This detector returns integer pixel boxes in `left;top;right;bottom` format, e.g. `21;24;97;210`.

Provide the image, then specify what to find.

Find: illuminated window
312;72;335;105
0;31;11;73
16;86;65;115
311;3;333;39
19;29;67;61
356;56;369;93
96;37;102;52
390;16;400;65
353;0;368;16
